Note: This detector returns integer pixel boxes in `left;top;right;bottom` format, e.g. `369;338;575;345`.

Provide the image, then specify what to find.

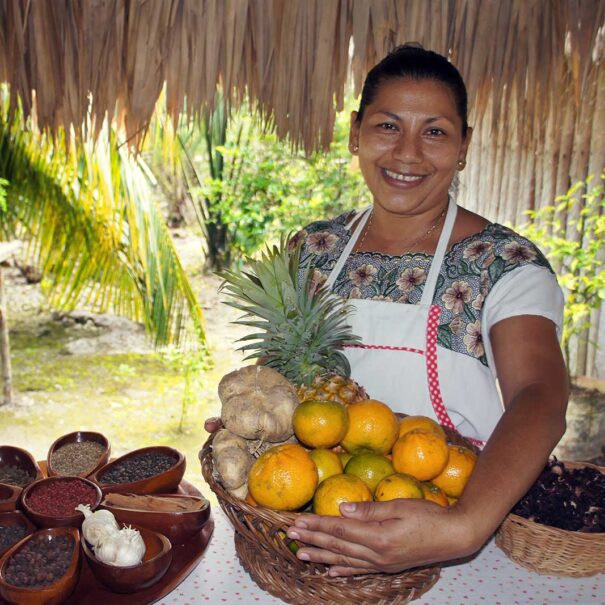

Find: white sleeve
481;264;564;377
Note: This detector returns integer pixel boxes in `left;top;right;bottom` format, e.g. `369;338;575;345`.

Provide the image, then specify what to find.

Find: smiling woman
288;44;569;578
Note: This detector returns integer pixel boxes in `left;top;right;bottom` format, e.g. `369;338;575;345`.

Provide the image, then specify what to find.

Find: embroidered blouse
294;210;564;372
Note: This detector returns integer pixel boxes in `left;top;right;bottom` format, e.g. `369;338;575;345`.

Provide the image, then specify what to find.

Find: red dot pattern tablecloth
159;509;605;605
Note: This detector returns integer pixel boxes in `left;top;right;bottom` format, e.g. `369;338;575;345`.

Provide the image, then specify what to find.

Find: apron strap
420;198;458;305
324;206;372;290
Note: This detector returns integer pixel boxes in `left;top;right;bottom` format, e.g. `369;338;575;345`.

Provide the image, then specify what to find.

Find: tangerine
391;428;449;481
398;415;446;440
293;400;349;448
338;451;354;468
420;481;449;507
313;474;372;516
340;399;399;455
431;445;477;498
374;473;424;501
344;453;395;495
248;443;318;511
309;448;343;483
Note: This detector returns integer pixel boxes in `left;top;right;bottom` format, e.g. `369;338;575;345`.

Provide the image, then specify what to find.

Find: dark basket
496;460;605;577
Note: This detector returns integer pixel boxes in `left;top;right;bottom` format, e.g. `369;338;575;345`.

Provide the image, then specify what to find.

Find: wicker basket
200;426;477;605
496;460;605;577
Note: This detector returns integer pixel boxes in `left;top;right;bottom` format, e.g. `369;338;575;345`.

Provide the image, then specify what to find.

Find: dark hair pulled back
357;43;469;136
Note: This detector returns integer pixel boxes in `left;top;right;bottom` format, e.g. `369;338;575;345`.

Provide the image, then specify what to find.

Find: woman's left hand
286;498;476;576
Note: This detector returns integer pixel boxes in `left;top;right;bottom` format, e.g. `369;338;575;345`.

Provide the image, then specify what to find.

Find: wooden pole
0;241;21;406
0;266;12;405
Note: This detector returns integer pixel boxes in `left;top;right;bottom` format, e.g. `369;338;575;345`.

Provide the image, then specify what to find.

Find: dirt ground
0;231;249;498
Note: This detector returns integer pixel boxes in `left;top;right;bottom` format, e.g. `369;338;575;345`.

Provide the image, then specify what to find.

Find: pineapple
219;236;368;405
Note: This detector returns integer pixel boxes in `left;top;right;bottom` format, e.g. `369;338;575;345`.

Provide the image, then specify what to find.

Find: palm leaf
0;90;206;348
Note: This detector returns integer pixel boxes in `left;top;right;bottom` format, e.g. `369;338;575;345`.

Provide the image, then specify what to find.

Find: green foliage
518;173;605;370
146;96;366;269
0;178;7;212
0;87;206;348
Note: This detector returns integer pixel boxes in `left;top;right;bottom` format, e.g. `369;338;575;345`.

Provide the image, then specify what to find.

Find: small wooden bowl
0;526;80;605
100;493;211;544
20;477;102;528
0;445;43;488
81;525;172;593
0;511;37;556
89;446;186;495
46;431;110;478
0;483;22;513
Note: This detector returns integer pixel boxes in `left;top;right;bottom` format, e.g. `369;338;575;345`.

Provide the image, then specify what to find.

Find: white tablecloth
158;509;605;605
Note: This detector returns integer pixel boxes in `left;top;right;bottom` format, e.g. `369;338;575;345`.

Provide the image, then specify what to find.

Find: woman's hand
286;498;477;576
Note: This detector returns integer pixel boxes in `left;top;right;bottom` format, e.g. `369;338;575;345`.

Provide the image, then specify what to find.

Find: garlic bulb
112;527;146;566
76;504;120;547
94;537;119;565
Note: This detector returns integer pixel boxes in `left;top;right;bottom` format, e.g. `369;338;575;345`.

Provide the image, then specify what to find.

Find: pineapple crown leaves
218;234;360;384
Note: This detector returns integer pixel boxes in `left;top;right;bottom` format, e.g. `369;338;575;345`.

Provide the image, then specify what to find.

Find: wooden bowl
81;525;172;593
89;446;186;495
0;445;43;488
20;477;102;528
0;526;80;605
0;483;22;513
0;511;37;556
46;431;110;478
100;493;211;544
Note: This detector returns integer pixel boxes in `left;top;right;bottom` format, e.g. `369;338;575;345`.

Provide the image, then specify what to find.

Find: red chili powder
27;479;98;516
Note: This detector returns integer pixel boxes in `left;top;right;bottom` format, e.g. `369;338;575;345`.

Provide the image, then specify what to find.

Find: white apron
325;199;504;446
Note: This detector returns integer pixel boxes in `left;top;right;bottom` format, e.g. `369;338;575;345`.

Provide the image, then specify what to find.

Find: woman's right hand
204;417;223;433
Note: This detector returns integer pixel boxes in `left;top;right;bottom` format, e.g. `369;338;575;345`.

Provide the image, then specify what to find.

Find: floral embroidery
296;212;554;366
463;240;493;261
502;240;537;263
463;321;485;357
349;263;377;286
442;280;472;314
307;231;339;254
397;267;427;292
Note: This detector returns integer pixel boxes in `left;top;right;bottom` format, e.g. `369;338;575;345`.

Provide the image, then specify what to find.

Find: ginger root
212;429;254;491
219;365;299;442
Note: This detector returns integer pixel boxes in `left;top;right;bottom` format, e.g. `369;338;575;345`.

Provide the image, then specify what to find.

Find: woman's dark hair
356;43;469;136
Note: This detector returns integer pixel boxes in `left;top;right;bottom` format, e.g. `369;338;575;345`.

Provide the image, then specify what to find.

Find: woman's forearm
455;381;567;552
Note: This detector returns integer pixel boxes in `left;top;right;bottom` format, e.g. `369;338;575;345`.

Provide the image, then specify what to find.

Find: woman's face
350;77;471;217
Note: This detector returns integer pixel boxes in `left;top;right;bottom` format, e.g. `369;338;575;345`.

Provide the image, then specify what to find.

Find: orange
432;445;477;498
293;400;349;448
399;415;446;440
309;448;343;483
313;474;372;516
374;473;424;501
248;443;318;511
344;453;395;495
420;481;449;507
340;399;399;455
391;428;449;481
338;451;354;467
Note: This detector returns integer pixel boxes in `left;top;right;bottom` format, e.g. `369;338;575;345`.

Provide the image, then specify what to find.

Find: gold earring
457;159;466;170
352;144;359;152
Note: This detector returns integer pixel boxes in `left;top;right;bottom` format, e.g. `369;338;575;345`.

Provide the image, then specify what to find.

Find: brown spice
103;492;207;512
50;441;106;476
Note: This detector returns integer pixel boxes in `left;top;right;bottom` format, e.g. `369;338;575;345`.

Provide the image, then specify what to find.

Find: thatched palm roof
1;0;602;153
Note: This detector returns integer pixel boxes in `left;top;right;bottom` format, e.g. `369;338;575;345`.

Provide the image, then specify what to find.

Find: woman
284;44;568;575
